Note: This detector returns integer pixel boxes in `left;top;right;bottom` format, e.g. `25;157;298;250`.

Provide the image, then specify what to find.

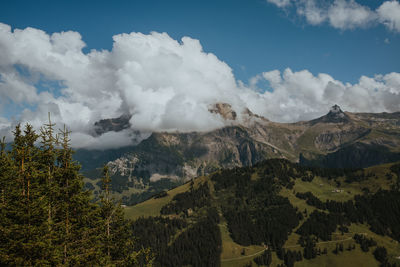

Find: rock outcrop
93;114;131;135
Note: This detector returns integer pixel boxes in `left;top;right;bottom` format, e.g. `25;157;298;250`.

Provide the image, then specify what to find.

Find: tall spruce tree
99;165;154;266
55;126;103;265
39;115;63;265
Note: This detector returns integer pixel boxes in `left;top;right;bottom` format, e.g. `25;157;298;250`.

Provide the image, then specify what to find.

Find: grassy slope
124;176;207;220
281;162;400;267
125;161;400;266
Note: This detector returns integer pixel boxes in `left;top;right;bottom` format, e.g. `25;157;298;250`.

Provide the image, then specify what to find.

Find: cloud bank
246;69;400;122
266;0;400;32
0;22;399;149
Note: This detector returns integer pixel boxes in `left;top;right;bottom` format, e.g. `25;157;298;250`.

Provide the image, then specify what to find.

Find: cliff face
80;105;400;202
108;125;280;183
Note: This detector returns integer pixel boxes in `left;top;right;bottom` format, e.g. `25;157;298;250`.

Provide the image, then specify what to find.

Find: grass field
290;162;396;204
293;176;358;202
124;176;208;220
219;221;264;260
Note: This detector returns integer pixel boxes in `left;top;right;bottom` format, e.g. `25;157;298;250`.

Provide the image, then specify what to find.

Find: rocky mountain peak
325;104;348;122
208;103;237;120
94;114;131;135
312;104;350;124
329;104;344;115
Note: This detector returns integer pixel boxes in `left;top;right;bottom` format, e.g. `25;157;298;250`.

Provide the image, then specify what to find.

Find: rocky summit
93;114;131;135
312;104;350;124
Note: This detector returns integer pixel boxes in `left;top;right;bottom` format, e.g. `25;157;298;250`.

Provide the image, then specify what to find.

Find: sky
0;0;399;149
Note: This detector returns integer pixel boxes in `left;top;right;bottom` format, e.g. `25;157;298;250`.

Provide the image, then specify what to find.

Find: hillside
125;159;400;267
80;104;400;205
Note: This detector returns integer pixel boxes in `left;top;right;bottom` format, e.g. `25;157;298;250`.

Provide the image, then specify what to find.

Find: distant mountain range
77;104;400;203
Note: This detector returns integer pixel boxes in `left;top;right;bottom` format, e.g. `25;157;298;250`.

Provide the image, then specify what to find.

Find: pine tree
20;124;48;265
55;125;103;266
99;165;154;265
100;164;114;263
39;116;57;222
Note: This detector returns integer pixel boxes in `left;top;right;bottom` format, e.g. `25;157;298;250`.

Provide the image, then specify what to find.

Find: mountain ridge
80;104;400;204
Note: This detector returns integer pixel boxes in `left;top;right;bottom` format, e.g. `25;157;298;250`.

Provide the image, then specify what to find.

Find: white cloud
267;0;400;32
0;23;246;147
377;0;400;32
0;22;399;149
296;0;327;25
266;0;291;8
247;69;400;122
0;71;40;103
327;0;376;29
70;130;138;150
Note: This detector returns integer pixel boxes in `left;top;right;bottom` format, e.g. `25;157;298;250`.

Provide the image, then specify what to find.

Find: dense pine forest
0;122;153;266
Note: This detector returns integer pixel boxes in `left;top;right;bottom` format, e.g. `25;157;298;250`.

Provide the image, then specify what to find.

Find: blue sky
0;0;399;148
1;0;398;84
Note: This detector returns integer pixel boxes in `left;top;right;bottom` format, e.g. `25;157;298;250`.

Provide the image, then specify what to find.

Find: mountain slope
125;160;400;267
80;104;400;204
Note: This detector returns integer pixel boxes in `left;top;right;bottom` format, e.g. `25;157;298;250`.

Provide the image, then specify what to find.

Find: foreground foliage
0;122;153;266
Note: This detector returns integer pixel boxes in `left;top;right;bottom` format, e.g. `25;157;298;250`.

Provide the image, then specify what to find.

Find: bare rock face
208;103;237;120
93;114;131;135
314;127;371;152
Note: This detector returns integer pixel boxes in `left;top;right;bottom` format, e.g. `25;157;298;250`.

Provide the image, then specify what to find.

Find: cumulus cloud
246;69;400;122
70;130;138;150
0;22;245;148
267;0;400;32
377;0;400;32
0;22;399;149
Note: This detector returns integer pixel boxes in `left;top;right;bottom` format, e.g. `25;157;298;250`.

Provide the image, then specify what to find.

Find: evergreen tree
0;121;153;266
99;164;154;265
54;126;103;265
0;124;50;265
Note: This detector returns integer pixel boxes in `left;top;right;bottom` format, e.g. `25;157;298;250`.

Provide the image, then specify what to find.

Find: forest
0;123;153;266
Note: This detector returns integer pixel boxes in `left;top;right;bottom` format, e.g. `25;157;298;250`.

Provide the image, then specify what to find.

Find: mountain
124;159;400;266
93;114;131;135
310;104;350;124
80;104;400;204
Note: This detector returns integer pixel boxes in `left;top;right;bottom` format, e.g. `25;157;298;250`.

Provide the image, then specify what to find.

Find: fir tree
99;165;154;265
55;125;103;265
